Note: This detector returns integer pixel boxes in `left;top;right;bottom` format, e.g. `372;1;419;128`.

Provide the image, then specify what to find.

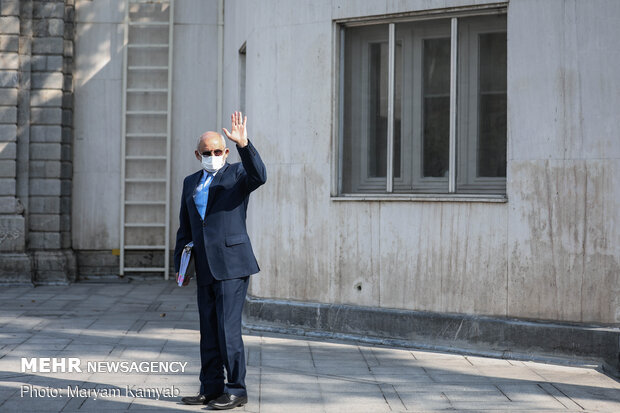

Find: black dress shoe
181;392;221;405
207;393;248;410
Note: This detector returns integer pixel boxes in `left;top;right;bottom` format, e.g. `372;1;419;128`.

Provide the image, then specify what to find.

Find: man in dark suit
174;111;266;410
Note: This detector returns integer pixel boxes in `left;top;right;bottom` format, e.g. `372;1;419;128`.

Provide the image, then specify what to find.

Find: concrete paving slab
371;374;435;384
474;365;548;382
0;281;619;412
497;383;568;409
396;390;454;410
317;378;383;394
426;371;496;383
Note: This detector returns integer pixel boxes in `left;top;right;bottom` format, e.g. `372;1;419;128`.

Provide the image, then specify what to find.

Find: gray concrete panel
508;0;620;161
379;201;508;315
169;23;219;244
74;22;123;86
75;0;125;24
71;170;120;250
508;159;620;323
175;0;218;25
72;77;121;249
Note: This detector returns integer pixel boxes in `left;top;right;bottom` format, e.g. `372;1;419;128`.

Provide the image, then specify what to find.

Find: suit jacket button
202;221;206;227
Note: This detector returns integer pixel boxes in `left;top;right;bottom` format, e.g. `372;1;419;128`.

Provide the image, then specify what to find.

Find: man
174;111;266;410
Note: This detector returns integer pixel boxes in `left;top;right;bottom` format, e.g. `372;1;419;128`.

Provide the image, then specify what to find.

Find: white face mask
201;155;225;172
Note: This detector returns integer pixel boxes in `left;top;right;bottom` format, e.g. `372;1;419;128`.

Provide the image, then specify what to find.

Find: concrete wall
221;0;620;324
0;0;77;283
72;0;219;252
70;0;619;324
506;0;620;323
73;0;124;250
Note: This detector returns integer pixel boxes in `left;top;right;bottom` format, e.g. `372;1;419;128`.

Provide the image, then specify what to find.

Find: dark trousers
196;276;249;397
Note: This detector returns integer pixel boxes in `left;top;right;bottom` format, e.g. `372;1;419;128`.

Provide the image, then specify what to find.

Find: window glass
422;37;450;178
477;32;507;178
340;14;507;196
393;42;402;179
368;42;388;179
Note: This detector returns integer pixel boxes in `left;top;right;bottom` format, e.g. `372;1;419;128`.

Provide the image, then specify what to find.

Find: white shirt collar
203;168;220;178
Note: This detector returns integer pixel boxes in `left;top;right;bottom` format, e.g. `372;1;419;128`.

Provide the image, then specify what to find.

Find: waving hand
222;111;248;148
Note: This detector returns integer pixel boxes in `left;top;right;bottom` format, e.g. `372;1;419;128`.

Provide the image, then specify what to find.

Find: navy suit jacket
173;140;266;285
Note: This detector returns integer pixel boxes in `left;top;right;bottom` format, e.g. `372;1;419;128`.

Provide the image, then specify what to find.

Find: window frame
348;25;390;193
399;20;452;193
457;17;508;193
332;5;509;202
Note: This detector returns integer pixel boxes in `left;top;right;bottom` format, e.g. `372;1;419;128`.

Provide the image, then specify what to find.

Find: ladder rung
128;44;169;48
124;245;166;250
123;267;166;272
128;22;169;26
125;200;165;205
127;88;168;93
128;66;168;70
124;223;165;227
127;111;168;115
125;178;166;183
126;155;167;160
126;133;167;138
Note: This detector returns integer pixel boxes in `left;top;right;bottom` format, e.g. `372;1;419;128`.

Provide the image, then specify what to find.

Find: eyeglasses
201;149;224;157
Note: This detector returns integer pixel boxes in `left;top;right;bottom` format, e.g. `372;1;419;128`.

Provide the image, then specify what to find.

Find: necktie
194;172;213;220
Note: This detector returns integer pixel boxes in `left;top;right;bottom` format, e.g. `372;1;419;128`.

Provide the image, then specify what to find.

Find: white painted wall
73;0;620;324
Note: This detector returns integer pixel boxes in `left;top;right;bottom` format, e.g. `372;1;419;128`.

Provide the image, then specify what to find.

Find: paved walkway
0;281;618;412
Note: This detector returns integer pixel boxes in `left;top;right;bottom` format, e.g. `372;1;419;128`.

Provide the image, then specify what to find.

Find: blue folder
177;241;194;286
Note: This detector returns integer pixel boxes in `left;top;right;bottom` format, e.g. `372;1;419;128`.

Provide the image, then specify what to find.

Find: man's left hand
222;111;248;148
176;272;190;286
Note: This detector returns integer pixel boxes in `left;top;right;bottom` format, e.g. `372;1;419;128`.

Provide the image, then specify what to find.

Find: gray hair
196;132;226;150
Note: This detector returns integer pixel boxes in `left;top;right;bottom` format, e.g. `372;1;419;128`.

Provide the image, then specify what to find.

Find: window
339;13;507;195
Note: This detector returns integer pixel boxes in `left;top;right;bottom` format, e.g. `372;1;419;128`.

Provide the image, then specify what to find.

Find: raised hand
222;111;248;148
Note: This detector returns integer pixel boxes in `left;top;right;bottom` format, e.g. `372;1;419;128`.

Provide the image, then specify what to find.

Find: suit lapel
186;170;203;219
205;162;230;217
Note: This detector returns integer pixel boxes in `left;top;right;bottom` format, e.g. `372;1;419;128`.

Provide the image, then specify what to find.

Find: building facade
0;0;76;283
1;0;619;372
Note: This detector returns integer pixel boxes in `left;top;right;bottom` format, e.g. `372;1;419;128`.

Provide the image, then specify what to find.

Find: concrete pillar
0;0;30;282
0;0;76;283
28;0;76;283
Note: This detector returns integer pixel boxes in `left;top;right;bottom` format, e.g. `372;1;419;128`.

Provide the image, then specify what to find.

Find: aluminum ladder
119;0;174;279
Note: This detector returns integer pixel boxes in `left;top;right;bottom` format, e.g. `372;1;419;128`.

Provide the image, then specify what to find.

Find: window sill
332;194;508;203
